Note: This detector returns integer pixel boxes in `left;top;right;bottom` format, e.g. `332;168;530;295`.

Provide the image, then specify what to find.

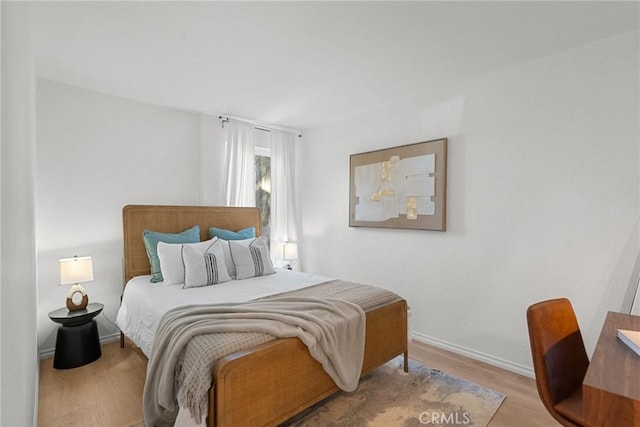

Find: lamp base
66;284;89;311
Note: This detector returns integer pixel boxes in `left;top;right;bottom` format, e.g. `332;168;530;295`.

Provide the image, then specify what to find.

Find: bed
118;204;408;427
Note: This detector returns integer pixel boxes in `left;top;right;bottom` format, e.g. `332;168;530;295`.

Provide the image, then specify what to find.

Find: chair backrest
527;298;589;415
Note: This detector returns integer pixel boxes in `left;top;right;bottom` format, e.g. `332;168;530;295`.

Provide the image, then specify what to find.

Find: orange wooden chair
527;298;589;426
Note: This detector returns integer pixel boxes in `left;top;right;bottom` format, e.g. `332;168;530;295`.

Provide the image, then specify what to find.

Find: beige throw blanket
143;296;365;426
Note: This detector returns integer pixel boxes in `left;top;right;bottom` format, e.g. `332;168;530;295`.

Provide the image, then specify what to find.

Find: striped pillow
229;237;274;280
158;238;219;286
183;238;231;288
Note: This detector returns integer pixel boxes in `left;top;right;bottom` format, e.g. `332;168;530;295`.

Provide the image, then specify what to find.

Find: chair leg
120;331;124;348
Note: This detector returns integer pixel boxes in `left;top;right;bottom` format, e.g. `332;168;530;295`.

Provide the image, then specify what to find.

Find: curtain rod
218;114;302;138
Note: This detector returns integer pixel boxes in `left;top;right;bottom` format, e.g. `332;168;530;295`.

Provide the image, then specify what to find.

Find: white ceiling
31;1;639;131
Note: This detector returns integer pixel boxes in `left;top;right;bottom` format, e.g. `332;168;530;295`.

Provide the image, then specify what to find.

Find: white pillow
157;238;217;286
217;239;237;279
183;239;232;288
229;237;275;280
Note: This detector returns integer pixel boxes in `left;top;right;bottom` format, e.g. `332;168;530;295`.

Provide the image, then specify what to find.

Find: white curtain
222;120;256;207
270;130;299;266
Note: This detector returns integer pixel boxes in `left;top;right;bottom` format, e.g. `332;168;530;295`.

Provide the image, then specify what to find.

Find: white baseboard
411;331;535;379
38;332;121;360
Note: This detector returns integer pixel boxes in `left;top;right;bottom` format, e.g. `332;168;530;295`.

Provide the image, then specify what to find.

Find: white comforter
115;268;331;357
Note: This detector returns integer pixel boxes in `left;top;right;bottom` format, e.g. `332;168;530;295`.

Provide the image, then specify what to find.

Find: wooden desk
583;311;640;426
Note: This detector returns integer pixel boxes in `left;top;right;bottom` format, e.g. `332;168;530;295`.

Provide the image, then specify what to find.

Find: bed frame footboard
210;299;408;427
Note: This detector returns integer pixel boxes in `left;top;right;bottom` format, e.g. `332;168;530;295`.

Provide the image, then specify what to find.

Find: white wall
36;80;203;354
300;31;639;374
1;2;39;425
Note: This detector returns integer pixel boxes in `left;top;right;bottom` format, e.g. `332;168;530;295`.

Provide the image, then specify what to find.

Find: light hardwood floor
38;340;147;427
409;340;557;427
38;339;557;426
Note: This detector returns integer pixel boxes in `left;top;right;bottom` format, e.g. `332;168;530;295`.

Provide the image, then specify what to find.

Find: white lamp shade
59;256;94;285
283;243;298;261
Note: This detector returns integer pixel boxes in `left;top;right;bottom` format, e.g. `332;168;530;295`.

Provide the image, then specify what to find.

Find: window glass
255;153;271;237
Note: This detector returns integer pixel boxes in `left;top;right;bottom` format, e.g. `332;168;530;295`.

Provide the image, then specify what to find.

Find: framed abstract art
349;138;447;231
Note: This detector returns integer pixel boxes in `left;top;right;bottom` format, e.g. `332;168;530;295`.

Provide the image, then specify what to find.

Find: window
255;145;271;238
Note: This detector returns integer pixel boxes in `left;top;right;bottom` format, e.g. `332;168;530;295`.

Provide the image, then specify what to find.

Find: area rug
282;358;505;426
134;358;505;427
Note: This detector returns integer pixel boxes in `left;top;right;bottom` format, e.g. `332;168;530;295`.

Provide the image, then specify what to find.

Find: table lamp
282;242;298;270
59;255;94;311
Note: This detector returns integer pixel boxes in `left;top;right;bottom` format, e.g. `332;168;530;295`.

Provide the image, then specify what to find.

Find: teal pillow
209;226;255;241
142;225;200;282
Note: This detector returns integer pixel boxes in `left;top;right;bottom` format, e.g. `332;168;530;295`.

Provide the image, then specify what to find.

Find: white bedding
116;268;331;358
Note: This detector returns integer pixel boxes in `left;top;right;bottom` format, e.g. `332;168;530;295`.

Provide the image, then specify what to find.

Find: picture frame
349;138;447;231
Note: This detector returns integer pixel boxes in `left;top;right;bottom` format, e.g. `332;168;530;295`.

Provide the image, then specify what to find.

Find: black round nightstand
48;303;103;369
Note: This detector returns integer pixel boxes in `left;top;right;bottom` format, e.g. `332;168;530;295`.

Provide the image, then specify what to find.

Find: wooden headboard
122;205;262;283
